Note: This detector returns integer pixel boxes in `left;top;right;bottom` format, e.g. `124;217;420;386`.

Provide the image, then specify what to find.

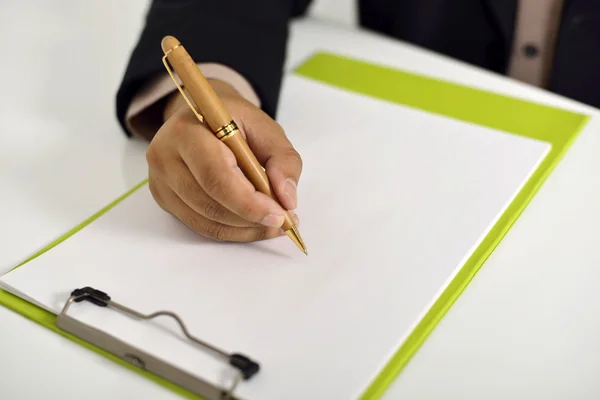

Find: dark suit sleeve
116;0;312;137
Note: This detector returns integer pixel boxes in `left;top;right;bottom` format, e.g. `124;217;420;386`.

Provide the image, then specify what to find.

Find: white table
2;2;600;399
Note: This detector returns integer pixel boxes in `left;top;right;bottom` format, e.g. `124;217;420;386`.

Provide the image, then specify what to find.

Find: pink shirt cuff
125;63;260;139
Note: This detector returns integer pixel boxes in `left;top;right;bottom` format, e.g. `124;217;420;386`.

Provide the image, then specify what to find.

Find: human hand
145;79;302;242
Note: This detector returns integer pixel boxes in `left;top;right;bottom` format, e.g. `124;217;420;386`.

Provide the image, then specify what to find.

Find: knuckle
204;222;230;242
168;111;191;137
238;199;261;221
289;148;303;165
148;178;162;206
178;213;205;235
282;147;303;171
201;169;225;196
174;208;205;235
268;120;289;141
274;121;286;136
253;228;268;242
178;212;197;231
145;145;164;172
173;172;197;198
202;199;228;221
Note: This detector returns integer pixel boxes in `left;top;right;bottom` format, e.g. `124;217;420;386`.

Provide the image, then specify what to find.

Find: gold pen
160;35;307;255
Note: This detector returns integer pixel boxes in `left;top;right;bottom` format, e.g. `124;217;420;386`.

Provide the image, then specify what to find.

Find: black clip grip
230;353;260;380
71;286;111;307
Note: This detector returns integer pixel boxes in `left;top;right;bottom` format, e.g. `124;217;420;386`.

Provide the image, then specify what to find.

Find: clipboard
0;52;590;400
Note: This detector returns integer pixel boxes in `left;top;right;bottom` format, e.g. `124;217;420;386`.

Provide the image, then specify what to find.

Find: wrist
208;78;240;98
162;79;241;123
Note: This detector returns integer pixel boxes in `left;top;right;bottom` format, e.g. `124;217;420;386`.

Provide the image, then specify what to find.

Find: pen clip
161;52;204;124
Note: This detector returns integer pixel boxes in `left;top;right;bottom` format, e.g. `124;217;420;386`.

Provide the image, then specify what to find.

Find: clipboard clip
56;287;259;400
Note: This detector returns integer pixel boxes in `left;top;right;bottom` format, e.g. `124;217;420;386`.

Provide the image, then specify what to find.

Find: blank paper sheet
0;75;551;399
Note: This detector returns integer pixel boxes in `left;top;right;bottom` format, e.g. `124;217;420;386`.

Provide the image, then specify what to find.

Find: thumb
265;147;302;211
240;115;302;211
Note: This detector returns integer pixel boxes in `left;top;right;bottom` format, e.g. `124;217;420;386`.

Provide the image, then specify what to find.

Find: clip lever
57;287;259;400
162;47;205;124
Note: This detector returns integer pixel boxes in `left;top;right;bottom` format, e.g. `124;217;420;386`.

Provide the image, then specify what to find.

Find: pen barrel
164;45;232;132
221;133;295;231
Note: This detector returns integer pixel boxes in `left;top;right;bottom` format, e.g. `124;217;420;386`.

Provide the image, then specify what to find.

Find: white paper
0;75;550;399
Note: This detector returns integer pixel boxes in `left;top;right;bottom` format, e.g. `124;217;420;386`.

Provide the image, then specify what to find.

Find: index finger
179;126;288;228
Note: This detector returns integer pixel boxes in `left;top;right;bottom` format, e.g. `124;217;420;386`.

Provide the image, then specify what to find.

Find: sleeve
125;62;261;140
115;0;313;137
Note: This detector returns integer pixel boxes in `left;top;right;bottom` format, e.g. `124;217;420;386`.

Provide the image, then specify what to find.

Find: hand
146;79;302;242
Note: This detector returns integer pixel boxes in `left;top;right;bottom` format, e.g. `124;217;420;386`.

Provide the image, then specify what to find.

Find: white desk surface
2;2;600;399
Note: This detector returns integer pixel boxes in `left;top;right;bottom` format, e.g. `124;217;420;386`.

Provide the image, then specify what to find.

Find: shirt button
523;44;539;57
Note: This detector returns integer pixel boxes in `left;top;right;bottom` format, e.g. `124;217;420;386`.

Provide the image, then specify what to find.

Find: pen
160;35;307;255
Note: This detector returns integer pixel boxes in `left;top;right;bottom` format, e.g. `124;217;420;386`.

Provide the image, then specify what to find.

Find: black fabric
547;0;600;110
358;0;518;74
116;0;600;137
116;0;310;136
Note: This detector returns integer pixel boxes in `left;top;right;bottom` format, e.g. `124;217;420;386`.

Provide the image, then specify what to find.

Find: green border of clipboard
0;52;590;400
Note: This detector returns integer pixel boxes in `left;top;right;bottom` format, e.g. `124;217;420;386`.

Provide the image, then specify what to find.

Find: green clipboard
0;52;590;400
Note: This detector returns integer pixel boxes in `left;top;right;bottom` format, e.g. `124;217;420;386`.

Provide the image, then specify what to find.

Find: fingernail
284;179;298;208
261;214;285;228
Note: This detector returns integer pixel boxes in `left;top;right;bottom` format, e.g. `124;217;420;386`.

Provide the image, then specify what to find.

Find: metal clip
56;287;259;400
162;46;204;124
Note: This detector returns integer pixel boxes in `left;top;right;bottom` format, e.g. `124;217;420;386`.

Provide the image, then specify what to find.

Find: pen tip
285;226;307;255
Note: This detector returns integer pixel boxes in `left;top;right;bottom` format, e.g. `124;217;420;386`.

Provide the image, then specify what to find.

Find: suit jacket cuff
125;63;261;139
